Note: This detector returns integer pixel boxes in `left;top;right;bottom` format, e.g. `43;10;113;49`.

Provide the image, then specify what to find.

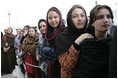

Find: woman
1;27;17;74
41;7;66;78
21;27;42;78
36;19;48;77
72;5;113;77
54;5;91;78
20;25;30;44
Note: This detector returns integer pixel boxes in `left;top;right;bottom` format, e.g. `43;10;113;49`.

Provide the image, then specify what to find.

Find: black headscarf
55;5;88;57
45;7;66;47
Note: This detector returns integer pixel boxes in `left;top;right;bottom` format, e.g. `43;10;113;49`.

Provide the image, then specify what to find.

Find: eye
54;16;58;19
72;15;77;18
96;15;104;20
48;17;52;20
43;25;46;27
107;14;111;19
81;14;85;17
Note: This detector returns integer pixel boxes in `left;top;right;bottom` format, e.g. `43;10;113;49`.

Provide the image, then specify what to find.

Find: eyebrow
72;13;85;15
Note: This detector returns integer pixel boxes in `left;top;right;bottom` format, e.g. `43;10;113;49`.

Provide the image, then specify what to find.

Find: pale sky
0;0;117;34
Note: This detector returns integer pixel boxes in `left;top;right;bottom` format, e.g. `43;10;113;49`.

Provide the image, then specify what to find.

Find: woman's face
39;21;46;34
48;11;60;28
7;27;13;34
92;8;112;33
71;8;86;29
29;28;36;37
23;27;28;34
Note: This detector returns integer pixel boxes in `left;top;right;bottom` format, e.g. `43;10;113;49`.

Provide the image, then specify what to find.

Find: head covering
38;19;46;29
45;7;66;46
55;5;88;57
2;27;15;46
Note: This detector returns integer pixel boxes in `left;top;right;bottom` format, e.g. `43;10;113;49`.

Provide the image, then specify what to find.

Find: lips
77;22;83;25
102;24;110;27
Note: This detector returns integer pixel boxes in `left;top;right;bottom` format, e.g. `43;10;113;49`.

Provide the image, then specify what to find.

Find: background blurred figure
4;29;7;34
21;27;42;78
14;29;25;76
20;25;30;44
36;19;48;77
1;27;17;74
16;29;21;36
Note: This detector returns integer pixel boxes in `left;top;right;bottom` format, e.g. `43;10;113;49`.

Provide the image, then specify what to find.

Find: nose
103;16;108;22
77;15;82;21
42;27;45;30
52;18;55;21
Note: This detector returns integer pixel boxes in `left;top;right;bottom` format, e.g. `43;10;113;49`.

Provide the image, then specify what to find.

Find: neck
95;31;108;39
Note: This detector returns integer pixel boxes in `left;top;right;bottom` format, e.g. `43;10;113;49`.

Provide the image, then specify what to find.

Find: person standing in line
14;30;25;76
71;5;113;78
20;25;30;75
21;27;42;78
1;27;17;74
36;19;48;77
15;29;21;37
4;29;7;34
54;5;91;77
20;25;30;44
37;7;66;78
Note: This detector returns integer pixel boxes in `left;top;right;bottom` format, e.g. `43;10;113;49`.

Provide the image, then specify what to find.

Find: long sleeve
40;38;56;63
36;44;40;57
58;45;80;78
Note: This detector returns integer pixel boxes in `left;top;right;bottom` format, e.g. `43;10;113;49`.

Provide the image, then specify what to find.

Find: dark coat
109;27;117;78
72;36;112;78
1;35;16;74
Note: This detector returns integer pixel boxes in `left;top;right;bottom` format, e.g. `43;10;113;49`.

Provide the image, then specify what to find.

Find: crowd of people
1;4;117;78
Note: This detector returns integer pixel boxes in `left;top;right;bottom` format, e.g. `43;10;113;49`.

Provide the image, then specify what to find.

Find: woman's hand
3;47;7;52
75;33;93;45
36;55;42;62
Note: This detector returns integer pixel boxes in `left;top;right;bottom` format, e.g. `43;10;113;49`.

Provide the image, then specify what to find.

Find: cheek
33;32;36;35
72;19;77;25
48;20;51;25
109;19;113;25
92;21;99;27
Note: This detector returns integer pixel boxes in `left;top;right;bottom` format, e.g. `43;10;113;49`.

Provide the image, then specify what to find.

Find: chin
76;26;84;29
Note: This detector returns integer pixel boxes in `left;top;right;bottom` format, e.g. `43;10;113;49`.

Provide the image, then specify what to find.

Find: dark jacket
72;35;112;78
36;35;55;64
108;24;117;37
109;27;117;78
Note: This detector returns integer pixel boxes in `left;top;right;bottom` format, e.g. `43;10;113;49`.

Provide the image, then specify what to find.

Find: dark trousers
20;63;25;75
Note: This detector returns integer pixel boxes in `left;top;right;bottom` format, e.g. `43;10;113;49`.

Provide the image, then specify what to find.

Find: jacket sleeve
58;45;80;72
36;44;40;57
40;38;56;62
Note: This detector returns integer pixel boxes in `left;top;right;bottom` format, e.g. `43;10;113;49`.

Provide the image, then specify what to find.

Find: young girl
38;7;66;78
21;27;42;78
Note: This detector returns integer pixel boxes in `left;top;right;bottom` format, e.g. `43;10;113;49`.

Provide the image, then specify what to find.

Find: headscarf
55;5;88;57
2;27;15;46
45;7;66;47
